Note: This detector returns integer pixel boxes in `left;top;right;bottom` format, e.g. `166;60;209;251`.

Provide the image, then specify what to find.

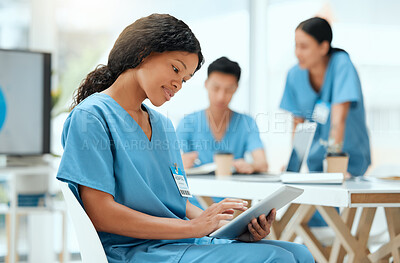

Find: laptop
231;121;317;182
285;121;317;173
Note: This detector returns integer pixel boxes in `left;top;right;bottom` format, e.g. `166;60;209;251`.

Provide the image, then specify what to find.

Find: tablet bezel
209;185;304;239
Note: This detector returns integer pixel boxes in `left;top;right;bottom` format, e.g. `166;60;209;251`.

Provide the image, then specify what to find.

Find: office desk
187;176;400;263
0;165;67;263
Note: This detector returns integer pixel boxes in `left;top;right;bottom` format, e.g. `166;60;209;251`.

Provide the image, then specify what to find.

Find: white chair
59;182;108;263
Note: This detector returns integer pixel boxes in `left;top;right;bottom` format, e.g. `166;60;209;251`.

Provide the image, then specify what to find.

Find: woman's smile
162;86;175;101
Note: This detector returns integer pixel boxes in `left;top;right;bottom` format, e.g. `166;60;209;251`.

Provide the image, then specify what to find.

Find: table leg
6;213;10;263
15;214;19;262
6;213;19;263
297;220;330;263
9;176;16;263
271;203;300;240
355;208;376;252
385;207;400;262
369;207;400;262
59;210;66;263
316;206;371;263
280;204;316;242
329;207;357;263
368;235;400;262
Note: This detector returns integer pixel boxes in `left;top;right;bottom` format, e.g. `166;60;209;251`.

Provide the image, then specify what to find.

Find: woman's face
136;51;198;106
205;71;238;111
295;29;329;69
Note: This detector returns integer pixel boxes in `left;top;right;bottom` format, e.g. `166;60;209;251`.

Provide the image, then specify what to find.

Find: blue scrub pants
179;238;314;263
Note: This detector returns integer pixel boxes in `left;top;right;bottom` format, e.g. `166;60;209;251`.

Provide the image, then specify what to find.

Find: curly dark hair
71;13;204;109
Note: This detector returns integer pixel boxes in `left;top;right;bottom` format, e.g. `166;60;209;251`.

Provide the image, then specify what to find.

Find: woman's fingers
252;218;264;233
218;202;248;212
267;208;276;224
217;213;234;221
258;214;268;230
248;223;260;241
246;214;274;242
215;199;248;212
222;209;235;214
222;198;248;204
205;200;247;219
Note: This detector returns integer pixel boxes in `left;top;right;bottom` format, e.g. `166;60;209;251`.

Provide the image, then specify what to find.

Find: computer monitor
286;122;316;172
0;49;51;155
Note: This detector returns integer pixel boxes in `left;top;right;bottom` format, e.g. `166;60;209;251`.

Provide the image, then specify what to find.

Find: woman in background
280;17;371;226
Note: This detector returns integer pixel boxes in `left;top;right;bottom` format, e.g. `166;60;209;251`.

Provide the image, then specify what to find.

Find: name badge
312;100;330;124
170;164;192;198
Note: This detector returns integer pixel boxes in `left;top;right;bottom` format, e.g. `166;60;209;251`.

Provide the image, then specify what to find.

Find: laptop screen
286;122;316;172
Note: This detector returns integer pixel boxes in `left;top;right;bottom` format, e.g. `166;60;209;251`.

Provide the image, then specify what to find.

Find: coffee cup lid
326;152;348;157
215;151;233;155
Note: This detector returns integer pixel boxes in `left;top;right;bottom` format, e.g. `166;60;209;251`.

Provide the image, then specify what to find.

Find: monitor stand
0;155;49;168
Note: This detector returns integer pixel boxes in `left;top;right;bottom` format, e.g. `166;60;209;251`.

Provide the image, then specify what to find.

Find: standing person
281;17;370;177
57;14;314;262
280;17;371;226
177;57;268;174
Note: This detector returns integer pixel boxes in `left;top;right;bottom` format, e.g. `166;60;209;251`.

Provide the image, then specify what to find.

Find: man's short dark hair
207;56;241;82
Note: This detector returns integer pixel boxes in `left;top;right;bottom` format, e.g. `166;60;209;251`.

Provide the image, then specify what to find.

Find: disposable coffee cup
324;152;349;178
214;152;234;179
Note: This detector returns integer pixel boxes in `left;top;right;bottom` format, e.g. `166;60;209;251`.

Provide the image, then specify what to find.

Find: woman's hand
182;151;199;169
237;208;276;242
190;198;248;237
233;159;255;174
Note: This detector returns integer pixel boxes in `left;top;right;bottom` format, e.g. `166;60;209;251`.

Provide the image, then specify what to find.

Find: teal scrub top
57;93;199;262
280;51;371;176
176;110;264;167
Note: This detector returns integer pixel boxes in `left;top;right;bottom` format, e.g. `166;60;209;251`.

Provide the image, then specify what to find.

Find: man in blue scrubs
177;57;268;174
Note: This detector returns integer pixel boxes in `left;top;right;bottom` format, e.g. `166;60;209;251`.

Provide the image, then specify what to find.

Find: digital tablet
209;185;304;239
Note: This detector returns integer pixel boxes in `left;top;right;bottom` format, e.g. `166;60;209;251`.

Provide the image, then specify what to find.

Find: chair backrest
59;182;108;263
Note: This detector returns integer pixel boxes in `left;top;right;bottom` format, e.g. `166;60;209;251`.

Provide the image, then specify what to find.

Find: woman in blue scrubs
57;14;314;262
280;17;371;226
280;17;371;177
177;57;269;174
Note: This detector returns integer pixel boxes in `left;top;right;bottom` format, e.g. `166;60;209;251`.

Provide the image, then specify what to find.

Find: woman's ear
320;41;330;56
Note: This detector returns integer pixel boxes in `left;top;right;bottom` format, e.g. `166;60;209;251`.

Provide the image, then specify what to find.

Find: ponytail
297;17;346;56
329;47;347;55
71;65;116;110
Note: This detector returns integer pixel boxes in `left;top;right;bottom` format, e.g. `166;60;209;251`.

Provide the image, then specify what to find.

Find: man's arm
233;149;268;174
251;149;268;173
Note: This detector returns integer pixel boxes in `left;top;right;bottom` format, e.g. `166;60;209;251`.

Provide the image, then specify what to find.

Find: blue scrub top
280;51;371;176
57;93;199;262
176;110;264;167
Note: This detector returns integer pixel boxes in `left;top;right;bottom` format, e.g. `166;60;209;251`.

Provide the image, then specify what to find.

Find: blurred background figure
280;17;371;227
177;57;268;174
280;17;370;178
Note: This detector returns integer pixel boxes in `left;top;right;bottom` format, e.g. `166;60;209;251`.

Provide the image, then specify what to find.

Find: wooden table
187;176;400;263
